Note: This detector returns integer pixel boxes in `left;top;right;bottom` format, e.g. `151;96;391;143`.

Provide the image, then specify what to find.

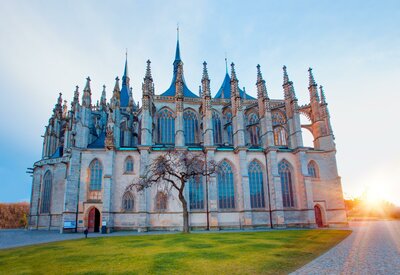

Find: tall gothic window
308;161;318;178
272;111;288;146
247;113;260;146
189;176;204;210
155;192;168;211
224;112;233;145
212;111;223;145
125;156;134;173
89;159;103;191
248;161;265;208
274;126;288;146
120;120;127;147
40;171;52;213
184;110;199;145
218;161;235;209
157;109;175;144
279;160;294;208
122;191;134;211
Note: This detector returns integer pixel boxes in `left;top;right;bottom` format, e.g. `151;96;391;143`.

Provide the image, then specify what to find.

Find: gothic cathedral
29;36;347;232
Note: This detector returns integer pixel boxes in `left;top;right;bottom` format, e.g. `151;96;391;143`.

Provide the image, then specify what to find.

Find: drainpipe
264;150;273;229
74;151;82;233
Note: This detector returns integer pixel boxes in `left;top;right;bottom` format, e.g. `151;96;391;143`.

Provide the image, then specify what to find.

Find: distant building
29;35;347;232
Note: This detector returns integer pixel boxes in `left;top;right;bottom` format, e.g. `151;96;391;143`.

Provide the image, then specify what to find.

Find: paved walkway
292;220;400;275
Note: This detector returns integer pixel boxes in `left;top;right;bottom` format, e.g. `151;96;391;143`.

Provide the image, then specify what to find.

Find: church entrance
314;205;323;227
88;207;100;232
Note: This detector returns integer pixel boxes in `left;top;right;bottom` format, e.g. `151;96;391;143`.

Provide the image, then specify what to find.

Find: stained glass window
248;161;265;208
213;111;223;145
40;171;52;213
189;176;204;210
122;191;134;211
218;161;235;209
279;160;294;207
184;110;198;145
89;159;103;191
157;109;175;144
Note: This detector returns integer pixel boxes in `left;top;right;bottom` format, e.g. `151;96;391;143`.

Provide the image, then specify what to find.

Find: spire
320;85;327;104
308;67;320;102
123;50;128;79
145;59;152;81
100;85;107;109
202;61;209;80
283;65;289;85
173;26;181;73
230;62;237;81
202;61;211;98
82;77;92;107
256;64;269;99
73;86;79;102
114;76;120;92
175;61;184;98
57;92;63;106
160;30;198;98
225;57;228;74
308;67;317;87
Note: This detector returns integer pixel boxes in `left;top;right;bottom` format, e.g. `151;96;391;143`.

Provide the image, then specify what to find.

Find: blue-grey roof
214;73;256;100
50;146;63;158
160;40;199;98
88;131;105;148
120;59;130;107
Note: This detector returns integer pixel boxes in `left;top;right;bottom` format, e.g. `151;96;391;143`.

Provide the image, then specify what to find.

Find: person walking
84;228;88;239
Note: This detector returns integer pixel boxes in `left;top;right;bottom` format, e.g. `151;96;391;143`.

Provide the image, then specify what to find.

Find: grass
0;229;351;274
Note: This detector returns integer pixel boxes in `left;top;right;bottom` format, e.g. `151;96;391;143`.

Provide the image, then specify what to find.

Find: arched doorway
88;207;100;232
314;205;323;227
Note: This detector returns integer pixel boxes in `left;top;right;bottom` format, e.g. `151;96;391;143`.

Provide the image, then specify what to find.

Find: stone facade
29;38;347;233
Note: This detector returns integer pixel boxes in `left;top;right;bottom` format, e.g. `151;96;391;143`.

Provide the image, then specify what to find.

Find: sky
0;0;399;205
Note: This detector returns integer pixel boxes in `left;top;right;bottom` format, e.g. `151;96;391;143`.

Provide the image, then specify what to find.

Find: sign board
63;221;76;229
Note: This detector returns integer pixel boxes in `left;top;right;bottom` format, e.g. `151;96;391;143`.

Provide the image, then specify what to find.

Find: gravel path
292;220;400;275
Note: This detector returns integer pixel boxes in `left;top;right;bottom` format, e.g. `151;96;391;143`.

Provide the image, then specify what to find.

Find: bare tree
127;150;218;233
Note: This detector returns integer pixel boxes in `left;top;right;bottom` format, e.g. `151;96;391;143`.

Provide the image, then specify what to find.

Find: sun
362;185;383;207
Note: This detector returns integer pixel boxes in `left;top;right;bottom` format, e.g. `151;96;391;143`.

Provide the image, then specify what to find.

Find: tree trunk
178;188;189;233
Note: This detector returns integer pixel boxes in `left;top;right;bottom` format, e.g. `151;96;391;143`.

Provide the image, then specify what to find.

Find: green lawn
0;230;351;275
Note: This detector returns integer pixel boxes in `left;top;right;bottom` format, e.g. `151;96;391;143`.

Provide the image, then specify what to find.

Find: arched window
279;160;294;208
125;156;134;173
274;126;288;146
272;111;286;126
224;112;233;145
189;176;204;210
89;159;103;191
218;161;235;209
247;113;260;146
184;110;199;145
120;120;126;147
40;171;52;213
122;191;134;211
248;161;265;208
212;111;222;145
308;161;318;178
157;109;175;144
155;192;167;211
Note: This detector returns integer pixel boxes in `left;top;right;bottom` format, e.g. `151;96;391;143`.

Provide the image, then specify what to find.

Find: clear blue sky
0;0;399;204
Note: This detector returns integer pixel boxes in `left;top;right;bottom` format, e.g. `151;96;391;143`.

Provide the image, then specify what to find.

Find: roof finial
256;64;263;82
225;52;228;74
177;23;179;42
308;67;316;87
145;59;152;80
283;65;289;84
320;85;327;104
202;61;209;80
230;62;237;81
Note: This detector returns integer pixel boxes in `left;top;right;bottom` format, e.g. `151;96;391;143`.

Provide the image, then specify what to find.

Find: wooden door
314;205;323;227
88;208;96;232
